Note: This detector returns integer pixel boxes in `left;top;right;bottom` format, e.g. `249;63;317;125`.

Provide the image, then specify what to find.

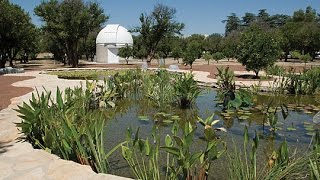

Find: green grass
48;70;129;80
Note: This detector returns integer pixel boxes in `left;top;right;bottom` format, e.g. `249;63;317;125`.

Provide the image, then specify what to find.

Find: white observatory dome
96;24;133;47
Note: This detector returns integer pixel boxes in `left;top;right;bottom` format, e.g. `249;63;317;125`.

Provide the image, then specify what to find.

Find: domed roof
96;24;133;46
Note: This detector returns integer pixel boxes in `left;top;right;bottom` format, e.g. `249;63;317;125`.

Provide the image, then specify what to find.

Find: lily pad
287;127;297;131
306;132;315;136
138;116;149;121
239;116;249;120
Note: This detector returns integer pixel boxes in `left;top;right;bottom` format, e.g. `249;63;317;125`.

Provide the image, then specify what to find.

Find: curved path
0;71;130;179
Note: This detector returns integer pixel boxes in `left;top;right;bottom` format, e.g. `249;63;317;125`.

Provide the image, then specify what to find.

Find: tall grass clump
227;126;310;180
286;67;320;95
15;81;122;173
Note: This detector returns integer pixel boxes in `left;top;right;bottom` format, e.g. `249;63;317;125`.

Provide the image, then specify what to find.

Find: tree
134;4;184;64
221;31;241;60
183;41;200;70
241;13;256;27
203;33;223;54
202;52;212;65
118;44;133;64
212;52;225;63
0;0;39;68
237;25;281;77
185;34;205;59
222;13;241;36
171;36;184;63
35;0;107;67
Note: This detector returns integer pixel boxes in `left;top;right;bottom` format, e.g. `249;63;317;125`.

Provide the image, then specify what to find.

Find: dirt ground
1;57;320;110
0;75;35;110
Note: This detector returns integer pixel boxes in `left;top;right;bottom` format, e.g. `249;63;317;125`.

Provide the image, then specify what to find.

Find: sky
10;0;320;35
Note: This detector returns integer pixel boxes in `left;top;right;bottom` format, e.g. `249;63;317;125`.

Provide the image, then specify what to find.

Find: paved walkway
0;71;131;180
0;68;276;179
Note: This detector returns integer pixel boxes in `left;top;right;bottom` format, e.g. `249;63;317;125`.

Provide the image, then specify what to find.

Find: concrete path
0;71;130;180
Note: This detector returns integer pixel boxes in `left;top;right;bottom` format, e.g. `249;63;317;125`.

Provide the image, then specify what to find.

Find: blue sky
10;0;320;35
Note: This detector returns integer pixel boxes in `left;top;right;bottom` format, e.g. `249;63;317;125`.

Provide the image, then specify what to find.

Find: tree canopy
0;0;39;67
35;0;107;67
237;25;281;77
134;4;184;64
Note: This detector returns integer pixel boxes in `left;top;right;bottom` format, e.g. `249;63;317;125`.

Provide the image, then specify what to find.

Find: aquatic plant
15;83;121;173
173;73;201;108
227;126;309;180
122;115;226;180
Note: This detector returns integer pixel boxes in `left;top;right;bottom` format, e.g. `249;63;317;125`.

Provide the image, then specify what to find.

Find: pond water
104;88;320;179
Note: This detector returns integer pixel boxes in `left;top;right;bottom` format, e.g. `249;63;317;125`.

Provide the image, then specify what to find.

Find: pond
104;88;320;179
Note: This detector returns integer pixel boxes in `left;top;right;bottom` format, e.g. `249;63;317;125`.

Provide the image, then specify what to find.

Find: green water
104;89;320;179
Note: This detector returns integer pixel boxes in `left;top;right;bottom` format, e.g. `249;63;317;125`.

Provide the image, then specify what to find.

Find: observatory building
95;24;133;64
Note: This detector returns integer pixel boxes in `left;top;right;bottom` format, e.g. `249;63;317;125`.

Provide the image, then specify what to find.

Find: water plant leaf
165;135;173;147
313;111;320;124
161;147;180;157
163;120;174;124
211;120;220;126
244;126;249;145
287;127;297;131
138;116;149;121
107;101;115;108
173;136;183;147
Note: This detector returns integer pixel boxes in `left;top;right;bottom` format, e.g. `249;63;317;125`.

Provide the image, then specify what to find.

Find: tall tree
222;13;241;36
35;0;107;67
0;0;38;68
241;13;256;27
134;4;184;64
237;25;281;77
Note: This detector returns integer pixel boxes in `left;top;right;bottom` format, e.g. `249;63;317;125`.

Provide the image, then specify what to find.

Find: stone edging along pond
0;70;131;179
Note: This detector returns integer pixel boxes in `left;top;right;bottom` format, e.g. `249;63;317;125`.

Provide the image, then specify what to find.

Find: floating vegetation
138;115;149;121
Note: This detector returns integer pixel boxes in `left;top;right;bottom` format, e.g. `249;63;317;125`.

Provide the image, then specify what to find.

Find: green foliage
0;0;39;67
237;25;281;77
183;41;201;69
286;67;320;95
228;127;309;180
133;4;184;63
143;70;176;108
202;52;212;65
118;44;133;64
227;89;253;110
266;65;286;76
143;70;200;108
121;127;161;180
211;52;225;63
15;82;120;173
173;73;201;108
310;130;320;180
227;127;259;180
49;70;127;80
35;0;107;67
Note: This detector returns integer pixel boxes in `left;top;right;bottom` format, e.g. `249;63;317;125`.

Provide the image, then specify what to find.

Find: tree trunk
0;59;5;68
284;50;289;62
255;71;259;78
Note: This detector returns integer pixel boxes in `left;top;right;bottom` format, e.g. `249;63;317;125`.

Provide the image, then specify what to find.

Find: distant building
95;24;133;64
